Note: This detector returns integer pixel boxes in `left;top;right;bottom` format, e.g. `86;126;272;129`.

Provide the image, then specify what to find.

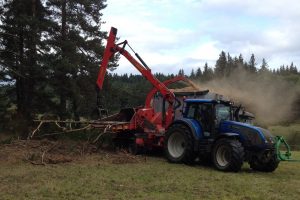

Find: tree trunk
16;25;25;116
59;0;67;119
26;0;37;115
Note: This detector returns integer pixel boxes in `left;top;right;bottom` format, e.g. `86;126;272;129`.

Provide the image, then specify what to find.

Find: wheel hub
216;146;231;167
168;132;185;158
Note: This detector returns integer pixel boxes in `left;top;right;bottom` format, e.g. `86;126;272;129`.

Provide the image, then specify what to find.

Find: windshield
216;104;231;123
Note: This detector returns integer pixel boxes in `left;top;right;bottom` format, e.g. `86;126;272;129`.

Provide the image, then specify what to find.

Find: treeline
183;52;299;80
103;52;299;118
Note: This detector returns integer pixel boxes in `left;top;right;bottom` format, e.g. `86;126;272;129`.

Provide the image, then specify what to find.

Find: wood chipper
95;27;295;172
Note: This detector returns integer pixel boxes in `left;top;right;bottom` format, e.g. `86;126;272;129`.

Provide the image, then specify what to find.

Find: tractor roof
184;99;217;103
184;99;232;105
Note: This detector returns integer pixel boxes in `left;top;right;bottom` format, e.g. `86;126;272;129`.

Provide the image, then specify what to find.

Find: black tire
212;138;244;172
164;124;196;164
249;153;279;172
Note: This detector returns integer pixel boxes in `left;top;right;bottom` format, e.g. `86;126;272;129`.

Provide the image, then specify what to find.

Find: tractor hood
219;120;276;147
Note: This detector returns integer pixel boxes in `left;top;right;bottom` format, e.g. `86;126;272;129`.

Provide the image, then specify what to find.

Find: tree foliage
0;0;117;133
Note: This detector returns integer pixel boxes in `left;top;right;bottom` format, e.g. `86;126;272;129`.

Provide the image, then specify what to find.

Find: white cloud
190;42;220;61
102;0;300;74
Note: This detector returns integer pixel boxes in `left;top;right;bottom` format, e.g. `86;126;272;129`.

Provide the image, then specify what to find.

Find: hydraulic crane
96;27;178;134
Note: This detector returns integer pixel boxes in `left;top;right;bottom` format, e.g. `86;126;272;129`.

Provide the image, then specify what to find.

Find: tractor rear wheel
164;124;196;164
249;152;279;172
212;138;244;172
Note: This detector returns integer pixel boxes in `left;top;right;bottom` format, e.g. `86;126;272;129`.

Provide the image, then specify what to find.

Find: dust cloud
195;68;300;125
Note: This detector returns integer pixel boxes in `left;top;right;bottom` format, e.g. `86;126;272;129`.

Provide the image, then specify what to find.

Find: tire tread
212;138;244;172
164;124;196;164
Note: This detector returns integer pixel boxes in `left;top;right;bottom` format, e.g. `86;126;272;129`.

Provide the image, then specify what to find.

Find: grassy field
0;151;300;200
0;124;299;200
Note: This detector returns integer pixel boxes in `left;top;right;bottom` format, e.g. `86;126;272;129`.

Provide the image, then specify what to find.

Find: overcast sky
102;0;300;74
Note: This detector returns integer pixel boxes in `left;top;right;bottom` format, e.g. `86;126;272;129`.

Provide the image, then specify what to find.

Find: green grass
1;152;300;200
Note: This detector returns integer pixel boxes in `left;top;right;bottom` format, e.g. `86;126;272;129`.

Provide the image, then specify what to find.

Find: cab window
215;104;231;123
186;104;197;118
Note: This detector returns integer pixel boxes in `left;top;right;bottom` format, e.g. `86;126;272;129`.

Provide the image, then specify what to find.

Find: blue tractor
164;99;279;172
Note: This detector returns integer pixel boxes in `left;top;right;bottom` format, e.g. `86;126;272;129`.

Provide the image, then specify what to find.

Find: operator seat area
186;103;213;137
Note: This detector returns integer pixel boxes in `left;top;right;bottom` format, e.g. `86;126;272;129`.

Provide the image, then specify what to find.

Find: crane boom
97;27;175;105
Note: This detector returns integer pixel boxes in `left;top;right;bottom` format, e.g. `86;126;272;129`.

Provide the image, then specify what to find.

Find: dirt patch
111;151;147;164
0;139;145;165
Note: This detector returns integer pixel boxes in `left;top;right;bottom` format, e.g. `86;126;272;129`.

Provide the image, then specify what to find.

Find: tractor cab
182;99;233;137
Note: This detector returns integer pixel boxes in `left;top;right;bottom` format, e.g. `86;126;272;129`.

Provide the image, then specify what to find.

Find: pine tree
178;69;184;76
215;51;227;77
195;67;202;79
45;0;114;119
285;65;289;75
0;0;49;127
289;62;298;74
248;54;257;73
279;65;284;75
190;69;195;78
226;53;234;76
238;54;244;66
202;63;213;82
259;58;268;73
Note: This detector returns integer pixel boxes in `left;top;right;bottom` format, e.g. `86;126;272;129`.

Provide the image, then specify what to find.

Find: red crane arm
96;27;118;90
97;27;175;105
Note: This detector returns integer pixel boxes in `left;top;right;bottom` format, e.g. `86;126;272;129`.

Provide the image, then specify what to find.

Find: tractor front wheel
212;138;244;172
164;124;196;164
249;152;279;172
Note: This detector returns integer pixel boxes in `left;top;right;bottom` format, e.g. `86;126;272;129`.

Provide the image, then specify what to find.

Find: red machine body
97;28;176;131
96;27;191;150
